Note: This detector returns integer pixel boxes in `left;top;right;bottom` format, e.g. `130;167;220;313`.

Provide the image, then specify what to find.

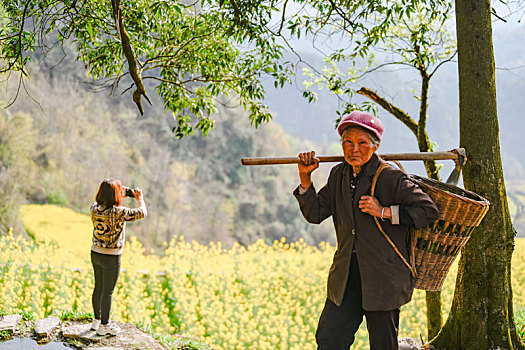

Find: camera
123;187;135;198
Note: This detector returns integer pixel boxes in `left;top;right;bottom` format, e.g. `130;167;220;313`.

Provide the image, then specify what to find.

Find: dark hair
95;179;122;207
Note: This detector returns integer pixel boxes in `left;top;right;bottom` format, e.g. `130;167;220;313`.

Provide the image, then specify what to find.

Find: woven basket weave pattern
409;175;490;291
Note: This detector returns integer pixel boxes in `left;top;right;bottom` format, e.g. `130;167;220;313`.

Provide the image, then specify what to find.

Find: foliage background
0;46;339;247
2;33;525;248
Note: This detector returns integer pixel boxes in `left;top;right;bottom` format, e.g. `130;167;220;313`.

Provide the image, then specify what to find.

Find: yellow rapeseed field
1;204;523;349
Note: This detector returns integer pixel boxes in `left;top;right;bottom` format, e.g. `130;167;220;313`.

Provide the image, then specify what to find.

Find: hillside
2;27;525;243
0;48;336;248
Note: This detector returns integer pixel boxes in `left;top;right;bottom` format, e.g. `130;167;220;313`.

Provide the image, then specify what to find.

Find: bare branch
356;87;418;136
142;74;255;85
111;0;151;115
491;7;508;22
4;72;46;117
496;64;525;71
328;0;356;28
277;0;289;36
429;51;457;78
4;73;24;109
352;61;413;80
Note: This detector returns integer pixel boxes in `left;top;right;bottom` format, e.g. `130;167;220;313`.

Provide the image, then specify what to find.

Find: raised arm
298;151;320;189
122;188;148;222
294;151;332;224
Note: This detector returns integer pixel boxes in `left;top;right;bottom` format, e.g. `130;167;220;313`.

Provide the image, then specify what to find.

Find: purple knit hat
337;111;384;141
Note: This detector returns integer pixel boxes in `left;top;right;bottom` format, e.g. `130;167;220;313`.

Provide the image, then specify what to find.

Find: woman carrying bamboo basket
294;111;439;350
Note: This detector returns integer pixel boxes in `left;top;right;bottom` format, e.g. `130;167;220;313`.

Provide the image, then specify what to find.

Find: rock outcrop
0;314;22;332
0;314;166;350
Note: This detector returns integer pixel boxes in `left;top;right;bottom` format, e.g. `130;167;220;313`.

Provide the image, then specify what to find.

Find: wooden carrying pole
241;148;465;166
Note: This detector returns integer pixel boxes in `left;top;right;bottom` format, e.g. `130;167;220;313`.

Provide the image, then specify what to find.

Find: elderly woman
294;111;439;350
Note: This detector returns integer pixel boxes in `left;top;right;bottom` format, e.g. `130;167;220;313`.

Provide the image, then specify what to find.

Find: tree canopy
0;0;293;136
1;0;461;138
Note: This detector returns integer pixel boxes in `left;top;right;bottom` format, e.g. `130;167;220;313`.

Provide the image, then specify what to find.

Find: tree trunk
418;67;443;340
430;0;524;348
426;291;442;341
418;67;440;182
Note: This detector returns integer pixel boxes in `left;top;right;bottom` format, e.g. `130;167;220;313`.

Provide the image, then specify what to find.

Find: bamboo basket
408;175;490;291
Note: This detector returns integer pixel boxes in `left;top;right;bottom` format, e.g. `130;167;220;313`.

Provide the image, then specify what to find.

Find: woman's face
341;127;379;167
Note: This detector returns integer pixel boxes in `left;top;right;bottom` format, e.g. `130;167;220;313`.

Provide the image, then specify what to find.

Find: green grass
136;321;211;350
0;331;10;342
20;310;35;321
515;306;525;341
0;309;33;341
59;309;94;322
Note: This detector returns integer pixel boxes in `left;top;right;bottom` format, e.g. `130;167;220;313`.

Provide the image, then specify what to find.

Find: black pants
316;253;400;350
91;251;121;324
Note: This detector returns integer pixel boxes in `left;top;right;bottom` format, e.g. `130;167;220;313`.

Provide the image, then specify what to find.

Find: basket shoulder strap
371;163;418;279
371;163;389;196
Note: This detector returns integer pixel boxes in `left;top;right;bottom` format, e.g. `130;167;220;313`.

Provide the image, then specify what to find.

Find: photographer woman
89;179;147;336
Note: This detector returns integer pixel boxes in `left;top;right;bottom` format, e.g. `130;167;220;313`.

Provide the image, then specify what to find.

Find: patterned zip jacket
90;202;147;255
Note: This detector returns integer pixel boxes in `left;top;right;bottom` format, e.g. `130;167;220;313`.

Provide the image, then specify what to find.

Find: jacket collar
341;153;383;208
361;153;382;178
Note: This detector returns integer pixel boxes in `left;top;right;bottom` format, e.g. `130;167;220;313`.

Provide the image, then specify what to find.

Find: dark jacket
293;153;439;310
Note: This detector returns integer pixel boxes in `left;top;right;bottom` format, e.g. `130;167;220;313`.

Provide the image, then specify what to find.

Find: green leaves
273;0;456;116
0;0;293;138
0;0;456;138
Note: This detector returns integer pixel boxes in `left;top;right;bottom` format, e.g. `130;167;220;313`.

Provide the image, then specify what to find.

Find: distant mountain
262;24;525;181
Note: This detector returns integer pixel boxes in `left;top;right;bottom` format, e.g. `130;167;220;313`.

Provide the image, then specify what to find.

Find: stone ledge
399;337;422;350
35;316;61;337
0;315;170;349
0;314;22;332
62;323;109;342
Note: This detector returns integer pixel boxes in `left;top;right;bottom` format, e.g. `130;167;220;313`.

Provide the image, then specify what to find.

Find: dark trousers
316;253;400;350
91;251;121;324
